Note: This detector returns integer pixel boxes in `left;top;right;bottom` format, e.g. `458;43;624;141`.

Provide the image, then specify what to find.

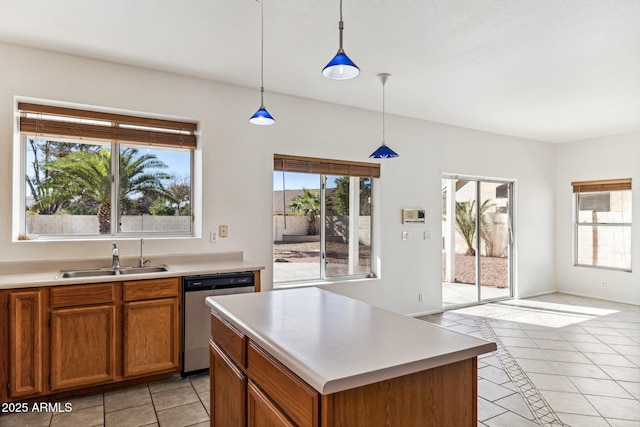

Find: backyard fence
26;215;191;235
273;215;371;245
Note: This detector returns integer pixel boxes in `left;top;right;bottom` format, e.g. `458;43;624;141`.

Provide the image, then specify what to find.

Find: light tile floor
1;293;638;427
419;293;640;427
0;375;210;427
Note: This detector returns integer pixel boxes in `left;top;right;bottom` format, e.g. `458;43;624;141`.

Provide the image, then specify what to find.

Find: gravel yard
273;241;370;265
443;253;508;288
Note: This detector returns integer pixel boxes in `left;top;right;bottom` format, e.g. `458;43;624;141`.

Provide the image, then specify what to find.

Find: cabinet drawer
211;311;247;369
123;277;179;301
248;380;295;427
50;283;116;308
248;341;318;427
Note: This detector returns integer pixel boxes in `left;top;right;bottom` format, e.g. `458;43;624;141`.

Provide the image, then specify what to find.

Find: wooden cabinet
49;283;117;391
210;313;318;427
247;342;318;427
248;381;294;427
50;304;117;391
123;278;180;377
8;289;43;398
210;340;246;427
2;277;181;401
210;310;479;427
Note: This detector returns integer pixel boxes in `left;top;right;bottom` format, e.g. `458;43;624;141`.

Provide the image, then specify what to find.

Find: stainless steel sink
57;269;119;279
56;265;169;279
117;266;169;275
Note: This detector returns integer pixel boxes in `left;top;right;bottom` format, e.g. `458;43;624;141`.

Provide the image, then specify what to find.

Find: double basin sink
56;265;169;279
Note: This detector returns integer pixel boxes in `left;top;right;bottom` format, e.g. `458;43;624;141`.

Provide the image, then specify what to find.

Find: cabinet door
123;298;179;377
9;290;43;398
248;381;295;427
50;304;117;391
210;341;246;427
248;342;318;427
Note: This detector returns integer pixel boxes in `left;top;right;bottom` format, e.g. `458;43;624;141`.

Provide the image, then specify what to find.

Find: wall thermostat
402;209;425;224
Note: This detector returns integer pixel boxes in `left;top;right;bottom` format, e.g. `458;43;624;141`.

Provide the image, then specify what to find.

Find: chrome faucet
112;242;120;269
138;237;151;268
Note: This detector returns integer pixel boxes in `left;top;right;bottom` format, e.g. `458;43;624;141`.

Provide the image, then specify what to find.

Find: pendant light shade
370;73;399;159
249;105;275;125
250;0;275;125
369;144;399;158
323;0;360;80
323;50;360;80
250;88;275;125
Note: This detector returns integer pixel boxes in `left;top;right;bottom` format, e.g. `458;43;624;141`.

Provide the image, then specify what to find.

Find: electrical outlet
423;230;431;240
418;293;424;302
219;225;228;238
601;282;607;288
402;231;409;241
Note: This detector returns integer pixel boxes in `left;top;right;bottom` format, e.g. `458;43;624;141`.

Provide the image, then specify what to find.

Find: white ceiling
1;0;639;143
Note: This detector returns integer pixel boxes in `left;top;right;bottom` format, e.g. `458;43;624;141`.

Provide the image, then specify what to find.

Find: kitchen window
273;154;379;284
572;178;632;271
17;101;197;239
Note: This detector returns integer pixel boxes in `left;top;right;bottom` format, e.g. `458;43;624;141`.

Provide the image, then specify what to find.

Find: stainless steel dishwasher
182;271;255;376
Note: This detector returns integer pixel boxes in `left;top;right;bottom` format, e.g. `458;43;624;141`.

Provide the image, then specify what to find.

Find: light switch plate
402;231;409;241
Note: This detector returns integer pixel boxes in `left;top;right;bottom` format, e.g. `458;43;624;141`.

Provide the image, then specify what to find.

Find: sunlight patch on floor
453;298;620;328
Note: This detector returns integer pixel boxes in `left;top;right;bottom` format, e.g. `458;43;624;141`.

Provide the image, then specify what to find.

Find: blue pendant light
322;0;360;80
250;0;275;125
370;73;399;158
250;87;275;125
369;144;399;158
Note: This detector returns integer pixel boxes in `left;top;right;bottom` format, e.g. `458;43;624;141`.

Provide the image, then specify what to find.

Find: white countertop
206;287;497;394
0;252;264;289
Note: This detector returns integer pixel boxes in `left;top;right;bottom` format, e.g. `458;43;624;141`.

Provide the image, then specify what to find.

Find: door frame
442;173;515;309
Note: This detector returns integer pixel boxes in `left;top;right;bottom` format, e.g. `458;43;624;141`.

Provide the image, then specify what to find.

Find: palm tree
288;189;321;235
455;199;495;256
166;176;191;216
43;147;170;234
118;147;171;216
26;139;98;215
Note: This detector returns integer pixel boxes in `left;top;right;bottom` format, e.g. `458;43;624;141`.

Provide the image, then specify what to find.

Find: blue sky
273;172;320;191
273;172;340;191
149;149;191;181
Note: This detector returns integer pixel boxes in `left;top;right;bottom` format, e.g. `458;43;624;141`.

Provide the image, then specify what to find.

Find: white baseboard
408;308;443;317
554;290;640;307
515;289;558;300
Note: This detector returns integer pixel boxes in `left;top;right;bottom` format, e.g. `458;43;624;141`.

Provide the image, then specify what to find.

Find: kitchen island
206;287;496;427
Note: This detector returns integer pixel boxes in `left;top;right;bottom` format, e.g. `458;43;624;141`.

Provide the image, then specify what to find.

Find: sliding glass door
442;176;513;308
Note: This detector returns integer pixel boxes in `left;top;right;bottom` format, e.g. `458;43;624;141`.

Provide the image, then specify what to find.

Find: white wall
555;132;640;305
0;42;559;315
440;127;558;301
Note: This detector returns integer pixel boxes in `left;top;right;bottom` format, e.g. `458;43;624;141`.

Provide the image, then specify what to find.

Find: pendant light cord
259;0;265;106
338;0;344;51
382;78;386;144
378;73;390;146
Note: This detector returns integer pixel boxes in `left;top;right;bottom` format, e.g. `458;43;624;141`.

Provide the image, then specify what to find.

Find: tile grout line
476;319;570;427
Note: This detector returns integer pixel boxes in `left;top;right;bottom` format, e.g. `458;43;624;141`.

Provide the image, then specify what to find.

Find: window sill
273;274;378;290
574;264;632;273
14;234;197;243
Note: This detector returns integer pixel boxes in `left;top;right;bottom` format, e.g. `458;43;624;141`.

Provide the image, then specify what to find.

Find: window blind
18;102;197;150
571;178;631;193
274;154;381;178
